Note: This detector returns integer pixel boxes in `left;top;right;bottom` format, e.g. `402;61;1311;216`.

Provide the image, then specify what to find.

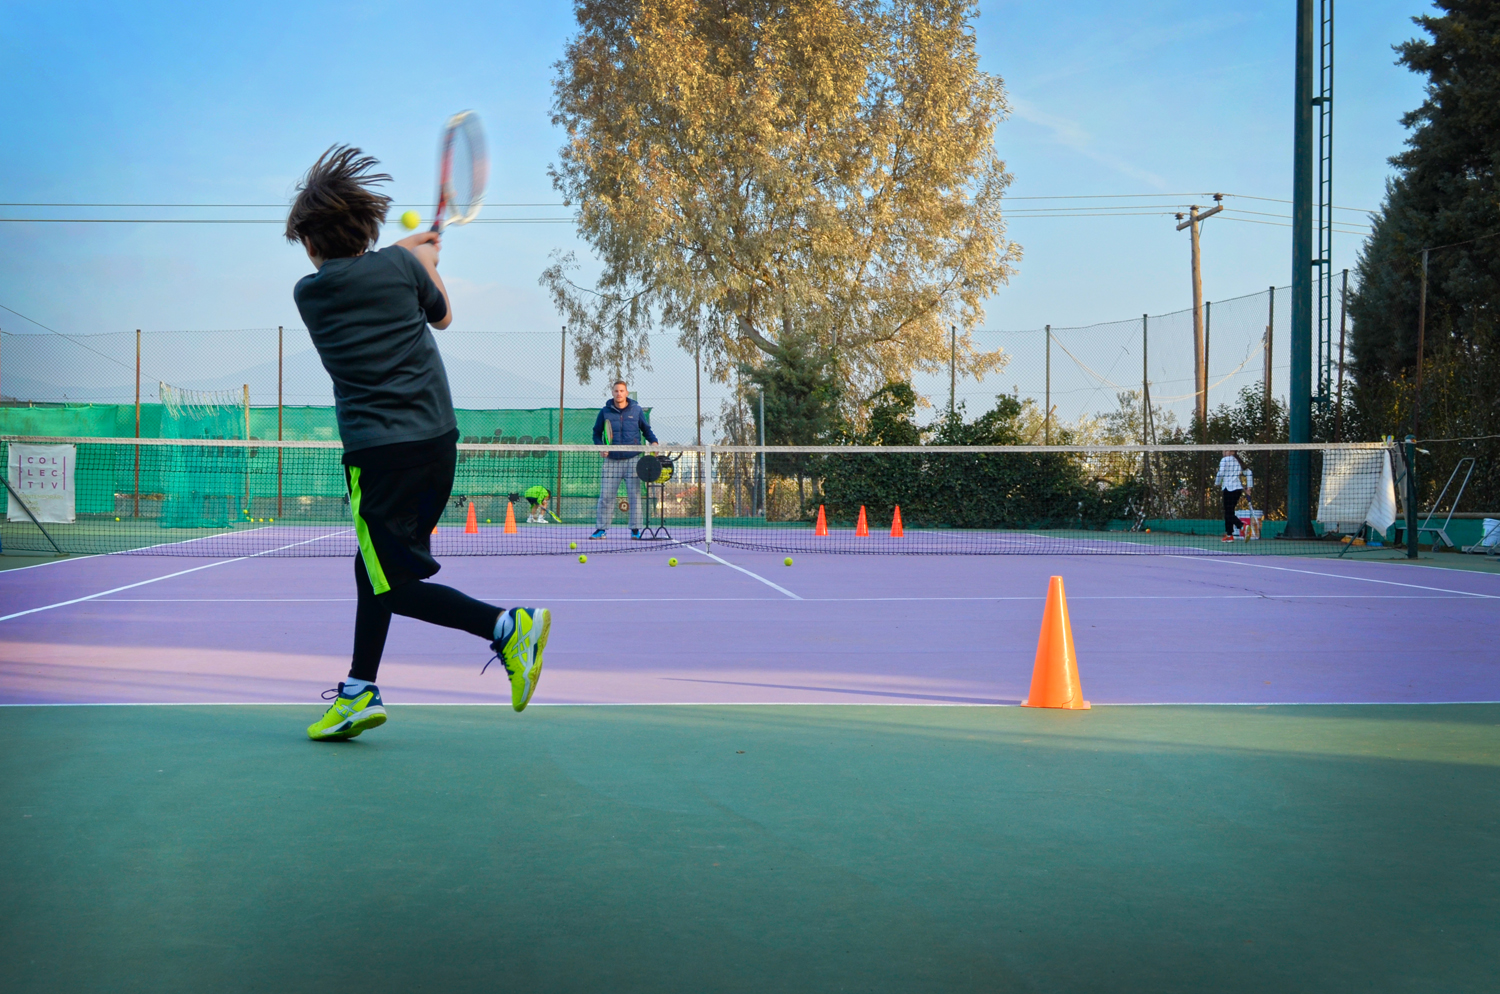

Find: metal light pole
1287;0;1316;538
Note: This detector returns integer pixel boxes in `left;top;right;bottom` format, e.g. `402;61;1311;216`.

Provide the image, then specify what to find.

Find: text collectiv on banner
8;443;77;523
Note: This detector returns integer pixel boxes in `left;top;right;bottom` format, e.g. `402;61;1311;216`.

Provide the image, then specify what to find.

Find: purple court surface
1;548;1496;706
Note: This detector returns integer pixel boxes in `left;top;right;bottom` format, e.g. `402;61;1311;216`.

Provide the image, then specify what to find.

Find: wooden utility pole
1263;286;1275;436
557;325;566;513
949;324;957;417
1415;248;1428;437
1335;270;1348;441
1043;325;1051;444
1176;195;1223;436
277;326;284;518
134;329;141;518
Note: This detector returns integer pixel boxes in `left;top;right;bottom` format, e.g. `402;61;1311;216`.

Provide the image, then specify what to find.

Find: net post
277;326;283;519
1405;435;1418;559
134;329;141;519
703;442;713;549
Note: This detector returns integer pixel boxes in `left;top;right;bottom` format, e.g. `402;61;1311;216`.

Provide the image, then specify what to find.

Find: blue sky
0;0;1433;425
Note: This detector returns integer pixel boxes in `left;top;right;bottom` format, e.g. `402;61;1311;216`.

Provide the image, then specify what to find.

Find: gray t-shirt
293;245;456;453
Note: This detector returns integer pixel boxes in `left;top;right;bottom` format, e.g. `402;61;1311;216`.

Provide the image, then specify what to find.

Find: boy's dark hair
285;145;393;260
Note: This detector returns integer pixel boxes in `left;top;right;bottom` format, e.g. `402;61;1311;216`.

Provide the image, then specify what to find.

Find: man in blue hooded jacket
591;379;658;539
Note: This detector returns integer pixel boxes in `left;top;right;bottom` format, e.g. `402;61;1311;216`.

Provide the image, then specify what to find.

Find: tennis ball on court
486;518;491;524
578;554;588;563
669;557;678;566
784;557;793;566
115;516;120;521
569;541;577;549
400;210;420;230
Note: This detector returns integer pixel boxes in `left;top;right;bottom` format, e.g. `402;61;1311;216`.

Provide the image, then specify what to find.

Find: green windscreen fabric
1;404;605;444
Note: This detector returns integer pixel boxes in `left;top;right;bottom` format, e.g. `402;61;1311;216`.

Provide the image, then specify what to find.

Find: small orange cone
432;524;439;535
503;500;518;534
855;505;869;536
815;505;828;536
890;505;904;537
1021;576;1090;710
465;501;479;534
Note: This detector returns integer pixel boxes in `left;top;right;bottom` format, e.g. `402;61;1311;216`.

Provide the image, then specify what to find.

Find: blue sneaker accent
631;529;641;539
589;529;607;539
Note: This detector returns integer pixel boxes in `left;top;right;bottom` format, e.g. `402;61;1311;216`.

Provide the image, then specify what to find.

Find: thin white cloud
1009;97;1169;190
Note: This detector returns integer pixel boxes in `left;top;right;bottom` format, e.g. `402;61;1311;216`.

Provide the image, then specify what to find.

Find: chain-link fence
1;286;1312;447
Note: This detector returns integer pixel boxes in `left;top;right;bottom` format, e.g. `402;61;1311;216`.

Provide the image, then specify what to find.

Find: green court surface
3;704;1497;993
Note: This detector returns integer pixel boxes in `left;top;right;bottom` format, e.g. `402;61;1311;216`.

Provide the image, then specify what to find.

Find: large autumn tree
1348;0;1500;454
542;0;1019;404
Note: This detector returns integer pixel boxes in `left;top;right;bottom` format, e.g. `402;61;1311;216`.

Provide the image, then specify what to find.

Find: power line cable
0;303;145;375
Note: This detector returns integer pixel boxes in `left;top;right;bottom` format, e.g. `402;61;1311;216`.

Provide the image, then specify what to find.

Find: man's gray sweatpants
596;457;643;531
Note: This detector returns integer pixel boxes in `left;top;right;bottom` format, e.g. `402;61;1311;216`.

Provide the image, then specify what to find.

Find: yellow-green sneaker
484;607;551;711
307;683;388;741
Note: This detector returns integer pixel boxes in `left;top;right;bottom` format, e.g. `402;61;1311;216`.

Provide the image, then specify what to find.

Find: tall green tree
542;0;1019;401
1348;0;1500;435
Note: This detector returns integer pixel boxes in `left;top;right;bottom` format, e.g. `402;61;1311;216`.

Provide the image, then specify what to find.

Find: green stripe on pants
347;466;392;595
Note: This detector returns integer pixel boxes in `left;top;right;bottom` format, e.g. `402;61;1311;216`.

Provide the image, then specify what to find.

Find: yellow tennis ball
569;542;577;550
578;554;588;563
669;557;678;566
400;210;420;230
784;557;793;566
115;516;120;521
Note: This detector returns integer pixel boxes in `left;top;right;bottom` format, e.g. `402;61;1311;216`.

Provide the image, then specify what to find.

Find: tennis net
2;436;1397;557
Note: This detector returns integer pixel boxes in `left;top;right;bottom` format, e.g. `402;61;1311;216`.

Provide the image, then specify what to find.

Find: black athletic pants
349;556;502;682
344;443;503;683
1222;488;1244;536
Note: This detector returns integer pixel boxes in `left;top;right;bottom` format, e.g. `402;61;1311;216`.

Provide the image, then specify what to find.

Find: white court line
89;593;1482;604
686;546;802;599
1176;556;1500;599
0;531;353;622
0;554;104;572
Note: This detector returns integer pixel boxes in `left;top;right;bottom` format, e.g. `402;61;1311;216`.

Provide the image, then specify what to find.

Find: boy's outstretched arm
393;230;453;329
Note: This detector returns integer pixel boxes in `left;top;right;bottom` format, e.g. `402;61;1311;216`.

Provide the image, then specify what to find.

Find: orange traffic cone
855;505;869;536
890;505;904;537
503;500;518;535
815;504;828;536
465;501;479;534
1021;576;1090;710
432;524;439;535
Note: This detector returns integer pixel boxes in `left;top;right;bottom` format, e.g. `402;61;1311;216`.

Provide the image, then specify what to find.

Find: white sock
342;678;372;696
493;611;515;644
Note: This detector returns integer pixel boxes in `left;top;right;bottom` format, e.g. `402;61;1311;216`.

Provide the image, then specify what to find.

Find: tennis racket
431;111;488;232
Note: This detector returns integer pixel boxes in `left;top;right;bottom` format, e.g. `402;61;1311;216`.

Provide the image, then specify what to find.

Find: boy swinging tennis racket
286;135;548;742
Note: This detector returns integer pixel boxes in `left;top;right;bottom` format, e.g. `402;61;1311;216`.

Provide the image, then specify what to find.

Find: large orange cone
1021;576;1090;709
814;504;828;536
465;501;479;534
890;505;904;537
503;500;518;534
855;505;869;536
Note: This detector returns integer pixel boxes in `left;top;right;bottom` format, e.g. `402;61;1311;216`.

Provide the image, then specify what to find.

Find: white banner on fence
8;443;77;523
